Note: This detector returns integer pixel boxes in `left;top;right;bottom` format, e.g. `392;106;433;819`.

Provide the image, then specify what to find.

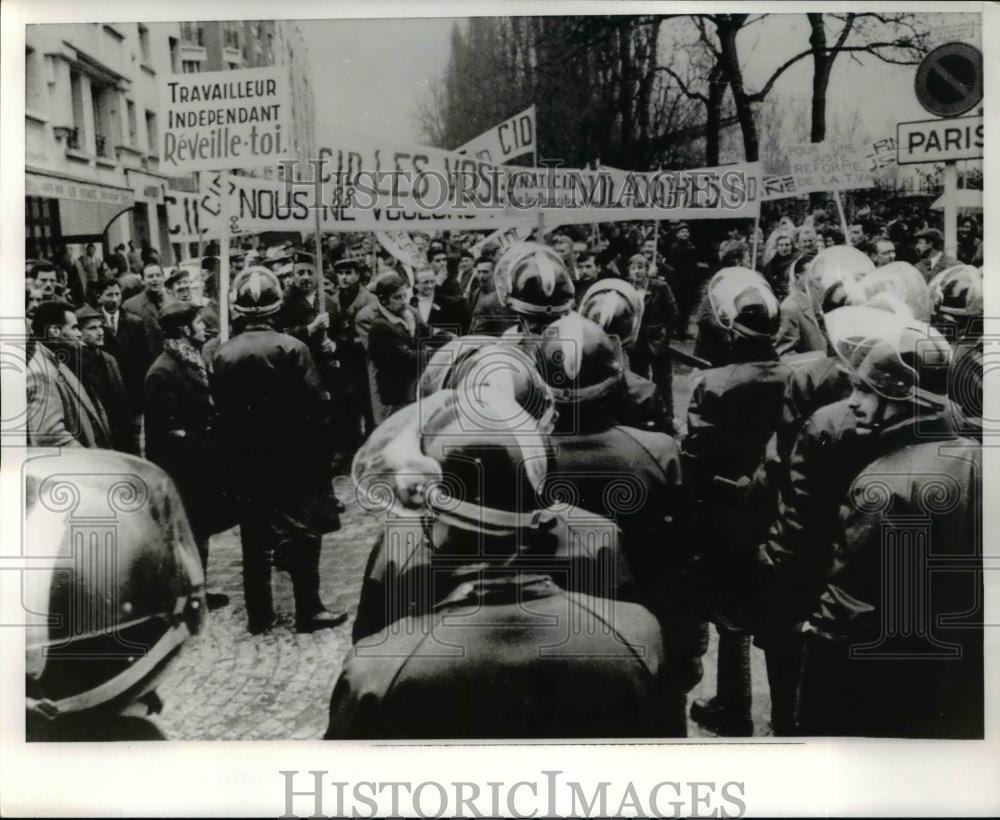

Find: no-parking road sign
914;43;983;118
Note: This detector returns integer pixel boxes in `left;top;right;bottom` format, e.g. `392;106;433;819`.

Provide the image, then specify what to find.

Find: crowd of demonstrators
23;209;983;739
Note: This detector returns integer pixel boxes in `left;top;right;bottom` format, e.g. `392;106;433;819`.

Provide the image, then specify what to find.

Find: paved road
158;361;772;740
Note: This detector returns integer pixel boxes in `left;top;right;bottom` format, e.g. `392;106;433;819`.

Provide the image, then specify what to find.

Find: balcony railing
95;134;109;158
224;29;240;49
66;126;81;150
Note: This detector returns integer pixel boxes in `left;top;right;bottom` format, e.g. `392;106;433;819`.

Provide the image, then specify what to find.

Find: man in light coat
27;301;111;448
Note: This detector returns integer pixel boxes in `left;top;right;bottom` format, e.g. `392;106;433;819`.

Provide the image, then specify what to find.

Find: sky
301;12;981;155
301;17;456;146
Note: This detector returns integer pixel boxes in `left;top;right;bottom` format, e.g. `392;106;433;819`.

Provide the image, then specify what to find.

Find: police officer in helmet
25;450;205;741
792;310;982;737
327;405;680;738
492;241;576;339
683;267;787;736
351;339;634;643
210;267;346;635
579;277;674;433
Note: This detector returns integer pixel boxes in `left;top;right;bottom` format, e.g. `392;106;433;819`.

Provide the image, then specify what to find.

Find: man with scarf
144;302;230;610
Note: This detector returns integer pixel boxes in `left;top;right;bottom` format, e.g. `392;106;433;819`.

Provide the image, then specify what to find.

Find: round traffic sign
915;43;983;117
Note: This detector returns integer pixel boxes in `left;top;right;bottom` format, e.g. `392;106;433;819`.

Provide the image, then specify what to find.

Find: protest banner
314;131;763;221
314;130;505;209
786;141;874;194
181;128;761;238
165;172;230;241
456;105;537;165
761;174;798;201
160;66;292;173
165;190;209;243
762;140;881;201
866;136;898;173
469;224;536;256
227;175;525;234
499;161;764;223
375;231;424;281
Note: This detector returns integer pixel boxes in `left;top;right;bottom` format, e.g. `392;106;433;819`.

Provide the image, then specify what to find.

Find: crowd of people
24;203;984;741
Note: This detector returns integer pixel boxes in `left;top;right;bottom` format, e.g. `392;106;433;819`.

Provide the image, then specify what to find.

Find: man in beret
145;302;230;610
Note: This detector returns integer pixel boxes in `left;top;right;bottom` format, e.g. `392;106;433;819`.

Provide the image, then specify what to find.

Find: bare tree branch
746;49;814;103
656;65;709;103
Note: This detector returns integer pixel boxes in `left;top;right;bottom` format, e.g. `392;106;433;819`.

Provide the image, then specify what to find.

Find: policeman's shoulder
781;350;827;369
612;425;680;473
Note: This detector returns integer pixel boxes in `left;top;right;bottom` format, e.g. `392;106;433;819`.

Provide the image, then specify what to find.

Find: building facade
163;20;316;182
25;20;316;268
25;22;182;266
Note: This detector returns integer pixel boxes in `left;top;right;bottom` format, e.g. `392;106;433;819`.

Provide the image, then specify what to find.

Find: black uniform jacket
327;570;682;739
621;370;674;433
210;326;329;510
351;505;634;644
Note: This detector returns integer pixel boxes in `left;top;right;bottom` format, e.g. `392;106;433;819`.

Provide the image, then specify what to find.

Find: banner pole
750;214;760;270
314;201;325;313
219;170;231;343
832;189;849;241
195;172;205;260
651;218;660;275
650;161;662;275
943;160;958;259
591;158;600;248
534;146;544;240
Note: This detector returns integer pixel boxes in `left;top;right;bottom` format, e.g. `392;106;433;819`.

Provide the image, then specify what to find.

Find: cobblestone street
157;366;771;741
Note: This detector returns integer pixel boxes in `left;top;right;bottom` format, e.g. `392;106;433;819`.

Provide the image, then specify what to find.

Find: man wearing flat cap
666;221;703;338
75;303;128;451
914;227;959;283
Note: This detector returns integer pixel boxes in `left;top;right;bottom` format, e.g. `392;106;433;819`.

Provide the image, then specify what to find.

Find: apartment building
25;19;316;266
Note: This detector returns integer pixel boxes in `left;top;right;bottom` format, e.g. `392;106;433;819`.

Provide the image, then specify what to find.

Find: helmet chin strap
867;396;890;432
860;394;937;433
853;391;891;435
